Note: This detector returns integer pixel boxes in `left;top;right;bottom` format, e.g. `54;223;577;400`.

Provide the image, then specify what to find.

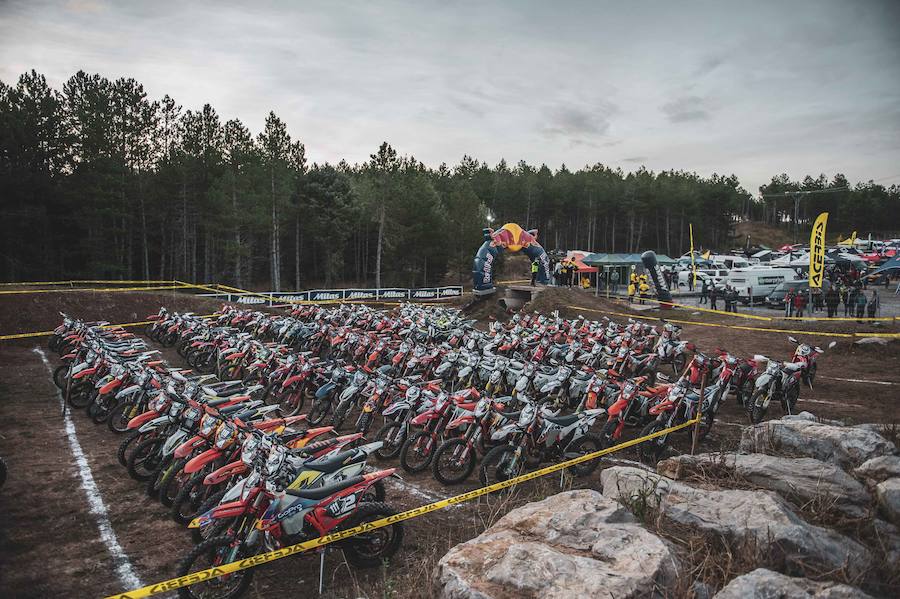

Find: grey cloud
661;96;712;123
542;104;616;139
623;156;648;163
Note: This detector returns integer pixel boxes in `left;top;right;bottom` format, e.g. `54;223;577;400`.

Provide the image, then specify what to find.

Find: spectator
699;278;709;305
825;286;839;318
812;288;823;313
709;284;719;311
793;291;807;318
566;260;575;288
855;289;868;322
639;277;650;304
848;286;860;317
553;260;562;286
840;284;850;316
730;286;740;313
530;259;539;286
785;289;794;317
723;285;733;313
627;280;636;303
867;290;879;319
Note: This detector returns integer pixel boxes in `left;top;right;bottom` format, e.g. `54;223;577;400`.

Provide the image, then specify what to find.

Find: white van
677;268;728;290
726;267;801;302
709;254;751;270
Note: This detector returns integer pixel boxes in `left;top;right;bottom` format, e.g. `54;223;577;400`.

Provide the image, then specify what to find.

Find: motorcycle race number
326;494;358;518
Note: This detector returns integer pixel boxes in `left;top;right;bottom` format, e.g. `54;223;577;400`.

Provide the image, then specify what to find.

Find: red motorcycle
398;388;479;473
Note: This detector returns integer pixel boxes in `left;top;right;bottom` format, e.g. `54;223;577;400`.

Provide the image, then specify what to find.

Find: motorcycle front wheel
749;388;769;424
176;536;254;599
637;421;669;465
479;444;524;486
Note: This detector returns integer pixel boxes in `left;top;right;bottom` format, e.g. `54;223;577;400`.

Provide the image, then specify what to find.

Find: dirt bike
431;395;517;485
398;388;478;473
479;399;605;486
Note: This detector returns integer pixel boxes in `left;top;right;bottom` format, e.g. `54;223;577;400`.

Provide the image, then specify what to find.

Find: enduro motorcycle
398;389;479;473
431;395;518;485
479;399;605;486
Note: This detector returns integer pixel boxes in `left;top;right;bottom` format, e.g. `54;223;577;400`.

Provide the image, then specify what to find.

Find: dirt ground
0;289;898;598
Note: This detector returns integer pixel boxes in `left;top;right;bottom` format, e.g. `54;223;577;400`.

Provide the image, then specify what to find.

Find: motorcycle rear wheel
337;502;403;568
566;433;603;476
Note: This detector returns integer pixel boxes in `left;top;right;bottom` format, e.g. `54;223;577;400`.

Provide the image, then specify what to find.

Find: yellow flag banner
809;212;828;288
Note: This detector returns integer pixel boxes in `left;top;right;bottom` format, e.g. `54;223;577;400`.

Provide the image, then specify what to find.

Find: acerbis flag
809;212;828;288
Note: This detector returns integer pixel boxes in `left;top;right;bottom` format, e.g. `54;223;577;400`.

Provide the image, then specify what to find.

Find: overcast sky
2;0;899;194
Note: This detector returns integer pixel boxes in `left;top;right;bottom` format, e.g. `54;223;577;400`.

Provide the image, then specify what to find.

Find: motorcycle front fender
315;382;337;401
115;384;142;400
138;414;172;433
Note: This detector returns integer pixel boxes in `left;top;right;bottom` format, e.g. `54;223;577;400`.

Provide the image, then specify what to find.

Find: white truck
726;267;801;302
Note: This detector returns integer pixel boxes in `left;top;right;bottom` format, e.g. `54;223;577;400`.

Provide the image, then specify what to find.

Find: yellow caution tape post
105;415;700;599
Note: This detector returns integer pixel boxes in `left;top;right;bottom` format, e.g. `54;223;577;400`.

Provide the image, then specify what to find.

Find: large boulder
740;418;897;468
601;467;872;579
875;478;900;525
433;489;678;599
855;455;900;484
657;452;871;518
713;568;873;598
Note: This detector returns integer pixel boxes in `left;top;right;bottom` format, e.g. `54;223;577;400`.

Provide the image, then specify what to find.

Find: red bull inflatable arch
472;223;550;296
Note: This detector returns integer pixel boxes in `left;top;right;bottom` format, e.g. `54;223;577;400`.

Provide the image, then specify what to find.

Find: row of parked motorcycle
47;302;832;599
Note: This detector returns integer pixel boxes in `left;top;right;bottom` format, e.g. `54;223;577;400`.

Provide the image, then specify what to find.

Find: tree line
2;69;899;288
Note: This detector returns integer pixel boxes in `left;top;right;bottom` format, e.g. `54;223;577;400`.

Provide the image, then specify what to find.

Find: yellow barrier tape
106;414;700;599
0;284;191;296
599;292;773;321
565;305;857;338
0;312;221;341
0;279;179;287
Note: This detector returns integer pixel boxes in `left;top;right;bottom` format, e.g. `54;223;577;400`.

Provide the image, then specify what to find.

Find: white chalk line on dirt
818;375;896;386
33;348;143;591
799;397;865;409
386;477;462;508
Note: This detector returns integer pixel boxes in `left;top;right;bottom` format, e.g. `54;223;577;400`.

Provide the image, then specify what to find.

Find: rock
657;452;871;518
740;419;897;468
854;336;888;345
855;455;900;484
875;478;900;525
691;581;713;599
782;412;845;426
601;467;872;579
433;489;677;599
713;568;874;598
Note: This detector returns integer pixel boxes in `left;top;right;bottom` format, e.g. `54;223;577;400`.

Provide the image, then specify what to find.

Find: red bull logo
488;223;539;252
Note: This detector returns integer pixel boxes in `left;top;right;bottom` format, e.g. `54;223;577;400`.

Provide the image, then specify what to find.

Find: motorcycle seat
544;414;580;426
304;448;364;473
285;475;365;499
498;410;521;419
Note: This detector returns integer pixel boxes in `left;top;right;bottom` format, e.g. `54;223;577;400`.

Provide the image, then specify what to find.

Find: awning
566;251;599;273
866;255;900;278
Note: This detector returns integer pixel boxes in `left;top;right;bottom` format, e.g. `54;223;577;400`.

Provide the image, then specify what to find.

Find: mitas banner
809;212;828;288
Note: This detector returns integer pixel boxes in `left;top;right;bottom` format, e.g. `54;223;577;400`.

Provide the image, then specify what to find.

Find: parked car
764;280;831;309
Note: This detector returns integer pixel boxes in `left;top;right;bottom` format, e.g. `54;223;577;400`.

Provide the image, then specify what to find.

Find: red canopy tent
567;251;599;273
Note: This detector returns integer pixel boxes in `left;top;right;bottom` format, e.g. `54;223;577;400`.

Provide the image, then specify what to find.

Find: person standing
723;285;733;313
825;286;839;318
553;260;562;287
530;259;539;286
568;261;576;288
785;289;794;317
867;290;879;319
639;278;650;304
627;279;636;303
730;286;739;313
699;278;709;304
709;284;719;311
793;291;806;318
855;289;868;322
840;284;849;316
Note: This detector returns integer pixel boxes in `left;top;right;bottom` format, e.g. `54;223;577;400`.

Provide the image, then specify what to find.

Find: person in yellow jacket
627;281;636;302
638;279;651;304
